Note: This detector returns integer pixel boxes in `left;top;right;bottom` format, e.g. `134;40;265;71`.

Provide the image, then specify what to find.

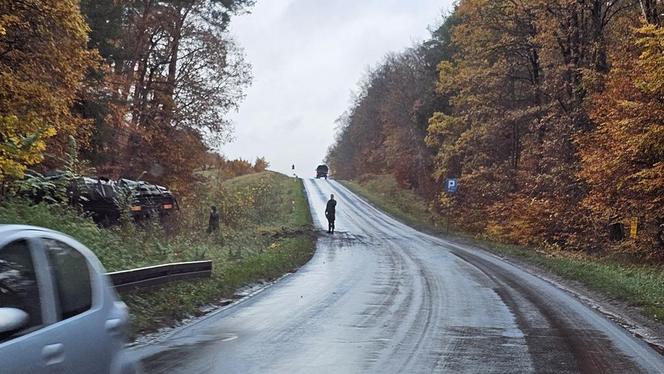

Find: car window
44;239;92;320
0;240;43;342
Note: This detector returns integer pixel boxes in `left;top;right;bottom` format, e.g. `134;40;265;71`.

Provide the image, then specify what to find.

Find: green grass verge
124;235;313;333
0;171;316;336
340;176;447;234
341;175;664;323
126;172;316;334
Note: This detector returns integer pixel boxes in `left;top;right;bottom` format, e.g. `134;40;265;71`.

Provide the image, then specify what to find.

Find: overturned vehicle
116;179;178;221
20;173;179;225
69;177;122;223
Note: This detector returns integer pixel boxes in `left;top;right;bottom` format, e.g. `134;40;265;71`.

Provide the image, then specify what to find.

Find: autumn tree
326;113;358;179
327;15;461;197
422;0;643;247
426;0;546;233
253;157;269;173
79;0;253;187
578;23;664;256
638;0;663;25
0;0;96;181
327;0;661;255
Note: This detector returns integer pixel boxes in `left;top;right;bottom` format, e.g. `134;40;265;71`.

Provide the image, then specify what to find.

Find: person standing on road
208;205;220;234
325;194;336;234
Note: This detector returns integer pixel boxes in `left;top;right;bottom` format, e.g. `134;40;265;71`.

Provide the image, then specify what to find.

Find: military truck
69;177;122;223
316;164;329;179
117;179;178;220
18;172;178;225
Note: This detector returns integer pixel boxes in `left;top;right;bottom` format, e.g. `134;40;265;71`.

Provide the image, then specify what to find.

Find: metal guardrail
108;260;212;292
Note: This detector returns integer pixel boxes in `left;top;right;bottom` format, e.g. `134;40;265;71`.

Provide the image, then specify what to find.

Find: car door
39;236;116;374
0;234;65;374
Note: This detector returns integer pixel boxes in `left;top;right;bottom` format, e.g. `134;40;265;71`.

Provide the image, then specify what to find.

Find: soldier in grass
325;194;337;234
208;205;220;234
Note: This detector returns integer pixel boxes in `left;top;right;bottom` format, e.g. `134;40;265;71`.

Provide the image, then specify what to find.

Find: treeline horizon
327;0;663;258
1;0;260;193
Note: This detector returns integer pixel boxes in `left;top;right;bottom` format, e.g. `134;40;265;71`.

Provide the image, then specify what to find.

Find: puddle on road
317;231;406;248
142;331;240;373
142;340;211;374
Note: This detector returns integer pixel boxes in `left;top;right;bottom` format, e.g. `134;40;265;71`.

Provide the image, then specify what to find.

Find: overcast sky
223;0;454;176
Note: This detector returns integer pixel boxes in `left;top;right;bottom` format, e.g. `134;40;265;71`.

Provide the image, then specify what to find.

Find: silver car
0;225;137;373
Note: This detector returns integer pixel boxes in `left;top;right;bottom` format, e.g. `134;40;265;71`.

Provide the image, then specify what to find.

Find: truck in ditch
117;179;178;220
18;172;178;225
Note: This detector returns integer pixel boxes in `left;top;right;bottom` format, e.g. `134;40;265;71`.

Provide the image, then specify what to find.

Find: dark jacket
325;199;336;220
208;210;220;233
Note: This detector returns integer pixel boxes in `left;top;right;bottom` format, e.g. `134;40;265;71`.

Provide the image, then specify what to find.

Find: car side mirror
0;307;29;334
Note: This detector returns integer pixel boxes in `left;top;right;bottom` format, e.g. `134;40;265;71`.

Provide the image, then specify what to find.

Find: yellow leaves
635;24;664;96
0;0;95;181
0;115;53;179
426;112;466;146
0;14;19;36
435;61;458;96
44;127;57;137
577;23;664;255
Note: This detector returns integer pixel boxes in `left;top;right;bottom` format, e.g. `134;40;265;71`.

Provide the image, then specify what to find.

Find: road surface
137;179;664;373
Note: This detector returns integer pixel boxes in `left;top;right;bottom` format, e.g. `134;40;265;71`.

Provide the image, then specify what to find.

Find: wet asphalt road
137;179;664;373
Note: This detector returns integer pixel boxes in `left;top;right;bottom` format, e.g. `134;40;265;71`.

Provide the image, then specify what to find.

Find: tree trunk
165;5;191;124
590;0;608;72
639;0;661;25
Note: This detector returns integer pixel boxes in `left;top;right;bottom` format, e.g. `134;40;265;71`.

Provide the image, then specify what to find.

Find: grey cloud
223;0;453;175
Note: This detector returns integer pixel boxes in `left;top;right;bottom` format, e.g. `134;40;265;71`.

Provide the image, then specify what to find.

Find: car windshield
1;1;663;373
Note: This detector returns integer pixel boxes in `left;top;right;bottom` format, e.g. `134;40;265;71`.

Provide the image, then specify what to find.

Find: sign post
445;178;458;233
446;178;458;193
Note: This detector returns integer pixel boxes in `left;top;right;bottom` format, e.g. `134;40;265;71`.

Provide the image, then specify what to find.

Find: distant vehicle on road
316;165;329;179
0;225;138;374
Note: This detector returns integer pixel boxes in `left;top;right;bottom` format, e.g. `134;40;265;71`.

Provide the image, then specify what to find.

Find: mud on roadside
458;237;664;356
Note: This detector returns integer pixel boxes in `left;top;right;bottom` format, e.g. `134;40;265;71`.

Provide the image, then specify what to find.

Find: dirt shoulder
455;236;664;354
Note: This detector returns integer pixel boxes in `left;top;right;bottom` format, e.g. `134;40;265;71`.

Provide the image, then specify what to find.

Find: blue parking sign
446;178;458;193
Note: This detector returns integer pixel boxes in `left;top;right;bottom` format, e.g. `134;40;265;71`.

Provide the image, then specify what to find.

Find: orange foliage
578;24;664;256
329;0;663;258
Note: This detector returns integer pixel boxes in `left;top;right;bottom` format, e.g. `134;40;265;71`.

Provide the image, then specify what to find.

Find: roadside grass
124;235;313;333
341;175;447;233
340;175;664;323
0;200;163;272
125;171;315;334
0;171;316;336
